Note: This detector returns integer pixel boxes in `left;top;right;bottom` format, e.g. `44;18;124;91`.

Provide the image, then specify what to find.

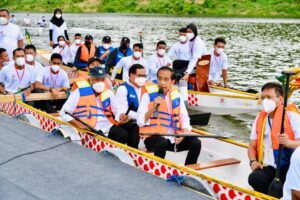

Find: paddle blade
268;178;283;198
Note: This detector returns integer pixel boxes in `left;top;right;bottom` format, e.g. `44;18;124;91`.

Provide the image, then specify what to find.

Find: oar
138;31;144;57
65;111;106;137
268;70;295;198
0;92;67;102
140;133;228;139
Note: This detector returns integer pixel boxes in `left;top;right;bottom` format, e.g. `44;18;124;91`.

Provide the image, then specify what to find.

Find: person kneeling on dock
137;67;201;165
248;82;300;194
34;53;69;113
60;67;131;145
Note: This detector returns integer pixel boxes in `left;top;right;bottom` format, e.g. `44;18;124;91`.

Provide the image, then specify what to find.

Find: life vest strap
73;110;86;115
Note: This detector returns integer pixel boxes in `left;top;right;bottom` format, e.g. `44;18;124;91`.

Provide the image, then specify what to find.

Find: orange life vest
139;83;181;136
72;75;111;91
72;80;118;128
80;44;96;62
256;104;299;167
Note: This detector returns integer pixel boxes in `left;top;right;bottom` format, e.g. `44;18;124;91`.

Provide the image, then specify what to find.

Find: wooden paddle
140;133;227;139
268;70;296;198
0;92;67;102
138;31;143;57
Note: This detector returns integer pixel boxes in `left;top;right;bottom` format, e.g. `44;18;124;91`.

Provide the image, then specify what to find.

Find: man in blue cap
60;67;130;145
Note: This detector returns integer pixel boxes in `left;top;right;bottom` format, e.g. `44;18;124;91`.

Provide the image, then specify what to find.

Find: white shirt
36;66;69;89
114;81;142;121
209;49;228;82
168;41;190;61
26;60;43;80
137;90;191;143
111;56;148;81
250;111;300;167
0;62;35;93
0;23;24;58
52;45;70;64
23;17;31;25
60;88;117;135
186;36;207;74
148;54;172;81
69;43;81;63
49;22;67;45
282;146;300;200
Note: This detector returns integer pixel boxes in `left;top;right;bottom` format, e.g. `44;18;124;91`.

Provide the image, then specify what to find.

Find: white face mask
133;51;141;59
51;64;60;73
15;57;25;66
157;49;166;56
75;39;82;45
92;82;106;93
135;77;146;87
0;17;8;25
26;54;34;62
186;32;195;40
179;35;187;43
58;41;66;47
103;43;110;50
55;14;62;19
216;48;224;55
262;99;277;113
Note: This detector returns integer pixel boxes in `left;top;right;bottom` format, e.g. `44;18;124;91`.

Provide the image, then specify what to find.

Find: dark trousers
144;135;201;165
173;60;189;82
35;99;65;113
108;124;140;149
248;165;289;194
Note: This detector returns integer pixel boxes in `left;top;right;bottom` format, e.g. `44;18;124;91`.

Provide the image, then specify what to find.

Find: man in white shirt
0;48;9;71
248;82;300;195
24;44;43;79
10;14;17;24
60;67;130;145
137;67;201;165
168;28;190;61
52;35;70;65
114;64;147;149
0;48;35;95
0;9;24;58
111;43;148;82
34;53;69;113
282;146;300;200
208;37;228;88
148;41;172;81
23;14;31;27
69;33;82;65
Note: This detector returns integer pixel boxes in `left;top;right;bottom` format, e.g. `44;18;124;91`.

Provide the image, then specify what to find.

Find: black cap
89;67;106;78
88;57;101;65
85;34;93;40
121;37;130;44
102;36;111;43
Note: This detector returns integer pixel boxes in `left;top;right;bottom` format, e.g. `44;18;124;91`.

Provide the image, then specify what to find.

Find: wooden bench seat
185;158;241;170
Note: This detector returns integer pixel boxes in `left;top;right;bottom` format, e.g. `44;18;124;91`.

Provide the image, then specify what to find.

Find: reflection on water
14;13;300;142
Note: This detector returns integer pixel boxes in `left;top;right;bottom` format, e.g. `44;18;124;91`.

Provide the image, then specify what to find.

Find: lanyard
50;70;59;88
157;56;165;68
131;57;140;66
213;54;222;69
189;39;195;56
15;67;25;83
267;115;272;129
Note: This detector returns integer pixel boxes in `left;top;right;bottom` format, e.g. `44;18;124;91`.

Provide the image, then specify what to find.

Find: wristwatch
3;91;7;95
249;160;256;166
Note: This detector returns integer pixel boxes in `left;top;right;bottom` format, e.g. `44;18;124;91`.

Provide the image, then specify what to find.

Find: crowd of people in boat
0;8;300;199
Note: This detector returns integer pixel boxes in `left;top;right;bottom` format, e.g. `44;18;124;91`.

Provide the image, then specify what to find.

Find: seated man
168;28;190;61
34;53;69;113
111;43;147;82
137;66;201;165
96;36;113;64
248;82;300;194
73;35;96;70
24;44;43;78
114;64;147;149
0;48;34;95
0;48;10;71
208;37;228;88
52;35;71;66
69;33;83;65
60;67;131;145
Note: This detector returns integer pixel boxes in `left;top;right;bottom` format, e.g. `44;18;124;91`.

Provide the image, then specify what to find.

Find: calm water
13;13;300;143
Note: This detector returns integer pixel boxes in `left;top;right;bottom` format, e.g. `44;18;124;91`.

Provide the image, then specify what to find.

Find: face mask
85;41;91;47
135;77;146;87
157;49;166;56
216;48;224;54
75;39;81;45
262;99;277;113
55;14;62;19
120;43;128;50
179;35;187;43
92;82;105;93
103;44;110;50
58;41;66;46
26;54;34;62
15;57;25;66
0;17;8;25
51;65;60;73
133;51;141;59
186;32;195;40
